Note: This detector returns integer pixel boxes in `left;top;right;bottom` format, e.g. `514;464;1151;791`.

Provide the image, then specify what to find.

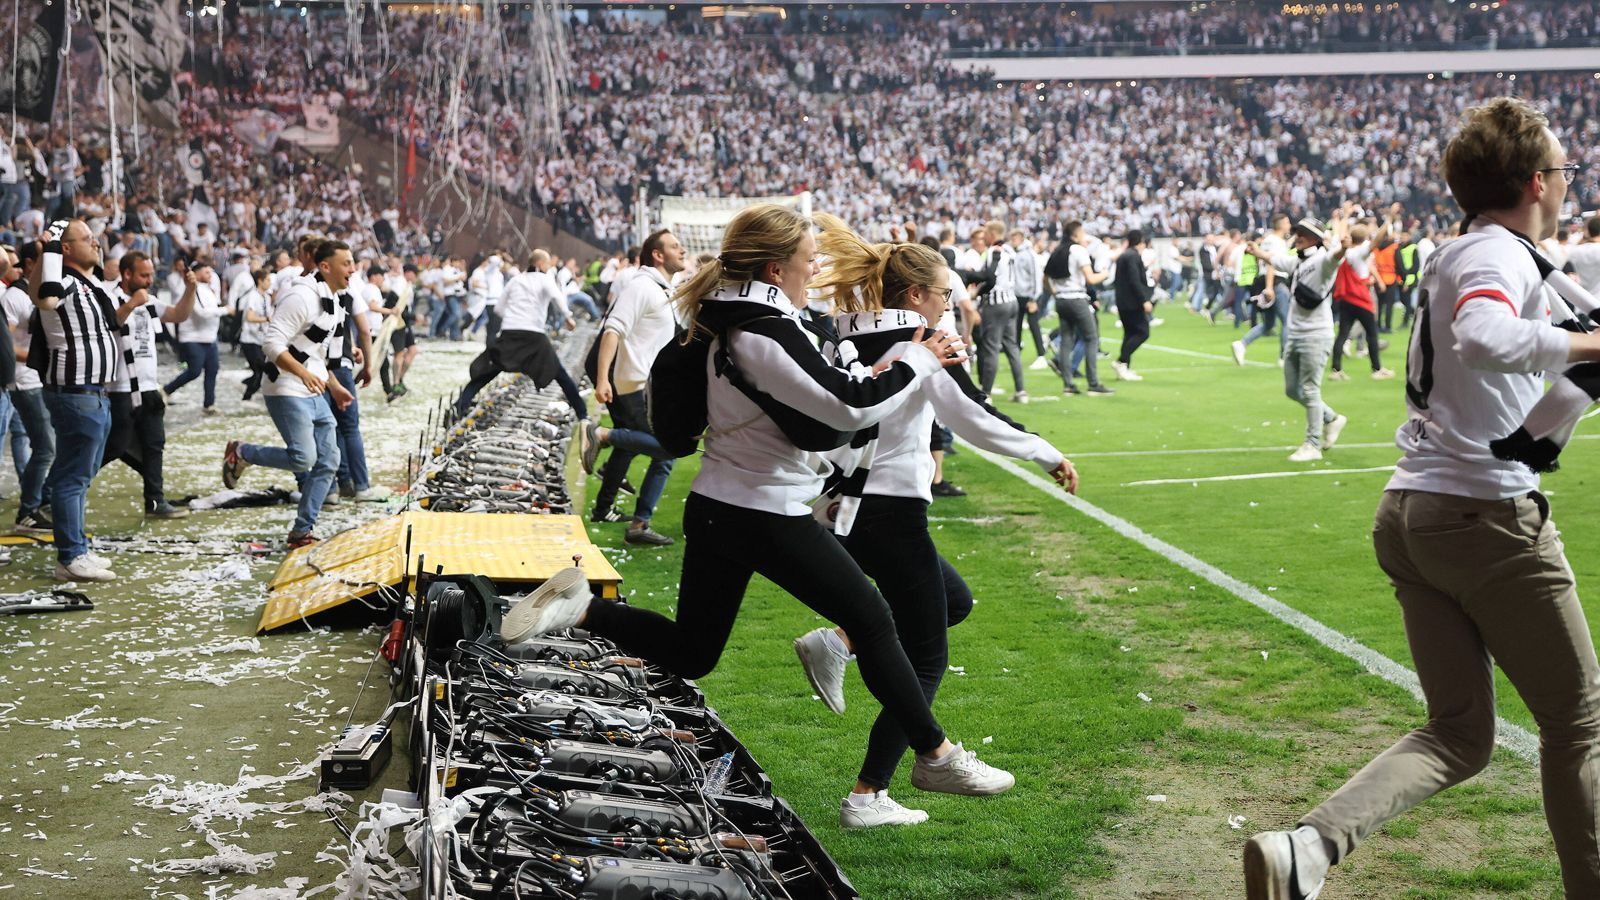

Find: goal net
646;192;814;259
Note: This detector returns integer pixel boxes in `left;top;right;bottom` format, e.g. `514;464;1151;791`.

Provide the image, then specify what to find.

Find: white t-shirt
1;284;40;391
1389;222;1572;500
1566;242;1600;289
108;284;168;391
177;276;225;343
361;282;385;332
238;287;271;345
499;270;568;333
601;267;676;395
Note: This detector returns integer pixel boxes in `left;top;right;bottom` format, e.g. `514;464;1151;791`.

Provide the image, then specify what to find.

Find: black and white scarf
1483;224;1600;472
111;284;142;408
263;277;343;382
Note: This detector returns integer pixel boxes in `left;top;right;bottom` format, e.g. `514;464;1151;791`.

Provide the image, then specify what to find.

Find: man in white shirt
1567;216;1600;288
582;229;685;546
1246;97;1600;900
238;269;272;401
161;259;231;415
1;244;49;532
101;251;197;519
453;249;587;420
223;240;354;547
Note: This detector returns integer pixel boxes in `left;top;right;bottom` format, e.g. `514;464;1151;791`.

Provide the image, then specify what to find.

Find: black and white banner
87;0;186;126
0;0;68;123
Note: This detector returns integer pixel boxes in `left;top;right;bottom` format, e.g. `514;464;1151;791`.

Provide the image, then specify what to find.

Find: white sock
822;629;852;659
925;742;961;766
845;790;880;809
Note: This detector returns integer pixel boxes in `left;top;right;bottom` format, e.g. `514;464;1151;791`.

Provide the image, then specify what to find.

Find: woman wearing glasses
792;213;1077;828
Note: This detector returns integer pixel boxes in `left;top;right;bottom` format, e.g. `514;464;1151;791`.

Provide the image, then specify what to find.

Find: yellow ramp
257;511;623;633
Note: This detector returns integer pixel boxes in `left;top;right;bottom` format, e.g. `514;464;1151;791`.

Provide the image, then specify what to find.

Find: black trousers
100;390;167;504
842;496;973;789
1116;298;1151;365
584;492;946;754
977;301;1025;395
241;343;266;400
1016;295;1050;357
1332;302;1383;373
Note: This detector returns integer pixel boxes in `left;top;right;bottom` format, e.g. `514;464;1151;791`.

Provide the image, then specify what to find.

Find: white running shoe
1112;362;1143;382
840;791;929;829
1231;340;1247;366
1288;442;1323;462
1029;356;1050;371
1323;415;1348;450
1327;370;1350;382
794;627;850;715
1371;368;1396;380
1012;390;1029;405
910;743;1015;796
83;551;112;569
353;487;393;502
55;557;116;582
1243;825;1329;900
500;566;593;644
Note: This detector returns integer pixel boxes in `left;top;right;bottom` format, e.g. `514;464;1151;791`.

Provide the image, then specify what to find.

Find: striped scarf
113;284;142;408
263;280;342;382
1487;228;1600;472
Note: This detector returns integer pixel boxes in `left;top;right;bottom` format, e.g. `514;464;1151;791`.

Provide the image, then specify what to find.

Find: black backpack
647;315;855;458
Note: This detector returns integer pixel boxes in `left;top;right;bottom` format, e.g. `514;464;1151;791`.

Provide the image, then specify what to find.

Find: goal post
643;192;814;258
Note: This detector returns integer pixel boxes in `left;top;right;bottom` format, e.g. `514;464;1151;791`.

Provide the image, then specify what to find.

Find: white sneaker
910;742;1015;796
840;791;929;829
1149;317;1165;327
55;556;116;582
1243;825;1329;900
794;627;850;715
352;487;393;502
1112;362;1143;382
1011;390;1029;405
1327;370;1350;382
83;551;112;569
1029;357;1049;371
1323;415;1348;450
1231;340;1247;366
1288;443;1322;462
501;566;593;643
1371;368;1396;381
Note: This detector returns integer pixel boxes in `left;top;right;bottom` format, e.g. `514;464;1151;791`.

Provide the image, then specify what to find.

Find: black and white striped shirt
40;270;120;387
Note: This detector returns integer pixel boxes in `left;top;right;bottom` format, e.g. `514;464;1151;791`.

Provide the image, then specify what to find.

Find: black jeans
241;343;266;400
455;359;588;420
1017;295;1049;357
1056;295;1102;389
842;496;974;789
100;390;167;504
1116;297;1150;365
584;492;946;754
1332;302;1383;373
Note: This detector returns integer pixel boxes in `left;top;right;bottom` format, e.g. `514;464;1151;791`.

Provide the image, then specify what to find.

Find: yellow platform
257;511;622;633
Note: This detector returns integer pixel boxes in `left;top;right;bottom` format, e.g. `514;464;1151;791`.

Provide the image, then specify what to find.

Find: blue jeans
10;388;53;512
0;181;29;232
0;391;30;482
165;341;220;408
326;366;369;492
594;389;673;524
243;394;340;536
567;291;601;320
431;295;461;340
42;389;111;563
1241;284;1290;354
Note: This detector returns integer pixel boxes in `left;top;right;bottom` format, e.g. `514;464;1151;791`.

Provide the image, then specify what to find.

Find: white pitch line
1070;433;1600;460
962;441;1541;763
1098;336;1275;368
1124;466;1396;487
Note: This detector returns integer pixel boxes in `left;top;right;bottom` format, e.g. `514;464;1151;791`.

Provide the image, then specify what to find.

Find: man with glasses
28;220;121;581
1245;99;1600;900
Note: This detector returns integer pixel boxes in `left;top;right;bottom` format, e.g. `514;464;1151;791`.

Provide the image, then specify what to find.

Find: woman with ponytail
792;213;1077;828
501;203;1017;802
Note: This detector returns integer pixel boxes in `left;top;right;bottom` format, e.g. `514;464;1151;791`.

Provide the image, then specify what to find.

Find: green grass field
0;311;1588;898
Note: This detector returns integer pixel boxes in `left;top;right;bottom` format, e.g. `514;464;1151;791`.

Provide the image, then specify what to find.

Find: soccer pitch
586;307;1585;898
